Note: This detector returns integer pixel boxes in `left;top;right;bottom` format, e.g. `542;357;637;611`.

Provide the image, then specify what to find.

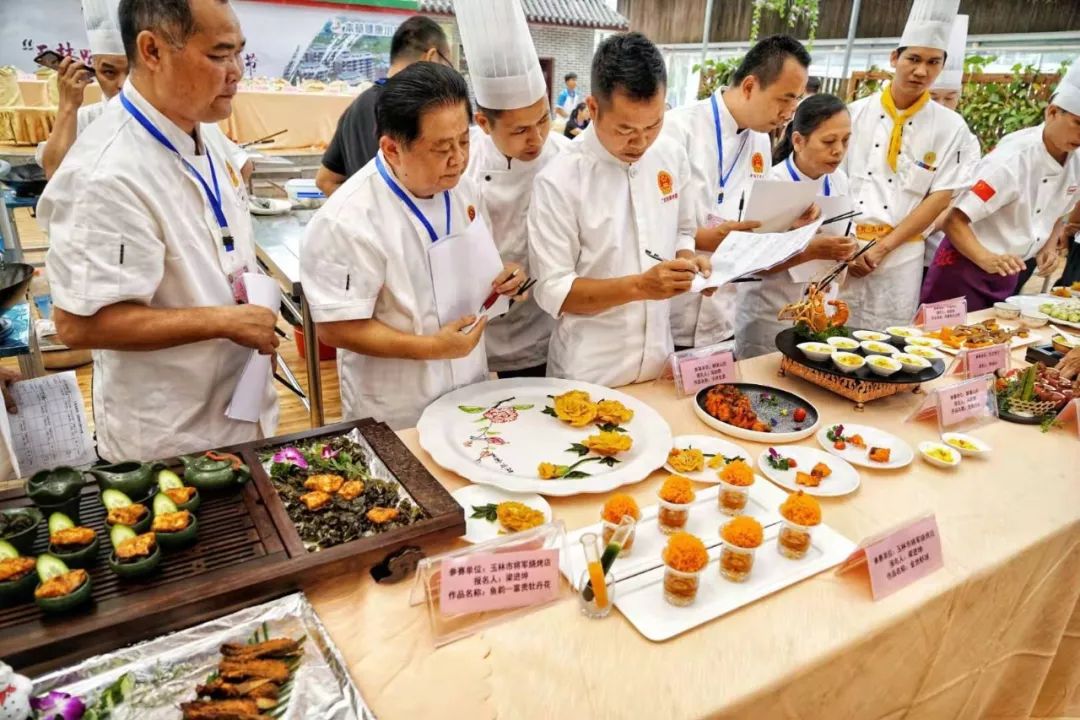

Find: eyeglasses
435;48;455;69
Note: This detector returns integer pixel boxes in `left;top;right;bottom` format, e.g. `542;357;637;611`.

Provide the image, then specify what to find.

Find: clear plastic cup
663;565;702;606
601;519;637;556
720;541;757;582
777;519;815;560
718;481;750;516
657;499;691;535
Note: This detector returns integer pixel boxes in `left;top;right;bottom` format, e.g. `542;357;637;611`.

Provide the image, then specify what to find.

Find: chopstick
241;129;287;148
815;240;878;290
820;209;861;227
510;278;537;307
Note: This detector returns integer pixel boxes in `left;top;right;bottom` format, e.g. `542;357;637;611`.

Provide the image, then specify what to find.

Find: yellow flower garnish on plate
596;399;634;425
538;462;560;479
553;390;598;427
668;447;704;473
583;430;633;456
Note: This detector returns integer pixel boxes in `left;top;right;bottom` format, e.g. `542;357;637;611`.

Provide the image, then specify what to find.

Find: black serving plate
776;328;946;385
695;382;820;437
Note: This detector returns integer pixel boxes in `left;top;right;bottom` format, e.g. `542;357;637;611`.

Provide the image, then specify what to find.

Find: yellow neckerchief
880;85;931;172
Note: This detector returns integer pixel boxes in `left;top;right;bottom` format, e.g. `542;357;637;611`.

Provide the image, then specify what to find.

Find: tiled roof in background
419;0;629;30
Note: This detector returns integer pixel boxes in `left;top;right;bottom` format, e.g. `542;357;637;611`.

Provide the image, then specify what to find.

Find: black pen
737;191;745;222
844;220;853;237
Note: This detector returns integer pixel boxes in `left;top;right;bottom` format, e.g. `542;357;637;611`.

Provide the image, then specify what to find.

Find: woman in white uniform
735;94;858;359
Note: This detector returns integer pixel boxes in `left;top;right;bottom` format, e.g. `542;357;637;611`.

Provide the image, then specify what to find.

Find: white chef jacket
300;152;490;430
841;91;974;329
528;126;697;386
925;128;982;266
953;124;1080;259
735;158;851;360
35;101;107;167
465;126;566;371
40;80;278;462
663;90;773;347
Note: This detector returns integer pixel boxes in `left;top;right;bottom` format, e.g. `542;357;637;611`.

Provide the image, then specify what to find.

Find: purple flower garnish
31;691;86;720
272;446;309;470
770;418;778;426
769;448;779;458
321;445;340;460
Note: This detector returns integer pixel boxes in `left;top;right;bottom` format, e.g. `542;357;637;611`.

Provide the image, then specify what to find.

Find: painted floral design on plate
458;397;534;473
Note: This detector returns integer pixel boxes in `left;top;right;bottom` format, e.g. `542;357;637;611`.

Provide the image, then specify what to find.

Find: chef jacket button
874;143;880;148
880;114;885;119
1043;179;1048;183
485;175;492;181
888;178;892;183
884;205;889;210
629;168;637;178
1036;209;1041;213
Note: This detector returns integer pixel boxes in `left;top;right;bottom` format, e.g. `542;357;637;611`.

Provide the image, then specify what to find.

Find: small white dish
895;353;932;374
796;342;834;362
826;337;860;351
918;441;961;469
852;330;890;342
664;434;751;484
451;485;552;544
859;340;899;356
940;432;991;457
831;351;866;374
904;345;946;361
865;354;901;377
885;326;923;339
993;302;1021;320
1020;311;1049;328
906;337;943;348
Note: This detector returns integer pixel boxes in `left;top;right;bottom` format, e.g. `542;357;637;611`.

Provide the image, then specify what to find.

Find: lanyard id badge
376;155;451;243
710;94;749;205
785;154;831;197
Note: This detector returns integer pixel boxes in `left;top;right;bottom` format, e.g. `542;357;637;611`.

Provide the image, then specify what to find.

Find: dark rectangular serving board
0;419;465;674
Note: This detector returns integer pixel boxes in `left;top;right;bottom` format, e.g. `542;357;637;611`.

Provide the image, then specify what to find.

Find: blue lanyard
119;91;233;252
376;155;450;244
710;94;749;204
785;154;831;197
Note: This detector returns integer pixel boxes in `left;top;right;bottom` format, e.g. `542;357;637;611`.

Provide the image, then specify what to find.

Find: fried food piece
0;556;37;582
869;447;892;463
811;462;832;479
116;532;156;560
303;474;345;494
337;480;364;501
34;569;88;599
50;526;96;550
703;385;770;433
299;490;332;511
220;637;301;660
107;503;148;526
795;471;821;488
152;510;192;533
218;659;291;684
366;507;399;524
164;486;198;505
195;677;280;701
180;698;266;719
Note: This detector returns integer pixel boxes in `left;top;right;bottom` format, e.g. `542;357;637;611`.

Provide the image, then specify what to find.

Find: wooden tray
0;469;297;674
244;418;466;562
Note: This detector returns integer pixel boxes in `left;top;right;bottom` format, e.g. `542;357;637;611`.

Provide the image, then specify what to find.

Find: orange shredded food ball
658;475;695;504
719;459;755;486
663;532;709;572
722;516;764;548
601;493;641;524
779;491;822;526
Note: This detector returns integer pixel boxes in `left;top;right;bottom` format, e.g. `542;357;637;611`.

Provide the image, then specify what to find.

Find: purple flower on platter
272;446;309;470
768;448;779;458
488;436;506;445
31;691;86;720
321;445;340;460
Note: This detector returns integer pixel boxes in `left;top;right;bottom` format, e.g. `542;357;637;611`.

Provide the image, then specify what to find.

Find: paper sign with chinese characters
937;376;994;427
950;343;1009;379
679;350;737;395
913;297;967;331
837;515;944;600
440;548;560;615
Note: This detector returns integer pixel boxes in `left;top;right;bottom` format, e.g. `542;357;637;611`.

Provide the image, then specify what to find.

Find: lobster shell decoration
777;284;849;334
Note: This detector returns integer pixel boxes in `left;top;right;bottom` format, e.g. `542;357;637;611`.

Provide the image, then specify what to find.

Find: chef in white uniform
923;14;982;271
842;0;974;330
41;0;279;462
736;94;859;359
529;33;709;386
922;59;1080;310
457;0;568;378
663;35;810;349
300;62;524;430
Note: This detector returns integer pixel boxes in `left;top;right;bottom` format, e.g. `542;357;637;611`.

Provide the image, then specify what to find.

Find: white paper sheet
4;372;95;479
742;179;821;233
226;273;281;423
428;215;510;328
692;219;824;293
787;196;857;284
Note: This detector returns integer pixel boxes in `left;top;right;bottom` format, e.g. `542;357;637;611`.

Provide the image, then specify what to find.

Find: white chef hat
455;0;547;110
82;0;124;56
933;15;968;91
1051;59;1080;116
899;0;960;52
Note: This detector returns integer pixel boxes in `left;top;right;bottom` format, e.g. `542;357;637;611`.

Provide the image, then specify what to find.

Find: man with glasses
316;16;453;197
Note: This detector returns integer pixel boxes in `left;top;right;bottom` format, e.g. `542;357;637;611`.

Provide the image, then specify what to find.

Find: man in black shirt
316;16;452;197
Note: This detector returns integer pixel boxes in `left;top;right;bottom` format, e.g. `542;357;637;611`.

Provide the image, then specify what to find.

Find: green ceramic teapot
85;461;157;501
25;467;84;521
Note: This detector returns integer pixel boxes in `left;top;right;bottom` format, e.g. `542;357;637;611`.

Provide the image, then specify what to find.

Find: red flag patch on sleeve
972;179;996;202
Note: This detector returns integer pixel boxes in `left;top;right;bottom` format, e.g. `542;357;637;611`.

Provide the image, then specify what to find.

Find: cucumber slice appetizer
109;524;137;549
48;512;76;535
101;488;134;510
36;553;70;582
157;469;184;491
152;493;179;516
0;539;20;560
